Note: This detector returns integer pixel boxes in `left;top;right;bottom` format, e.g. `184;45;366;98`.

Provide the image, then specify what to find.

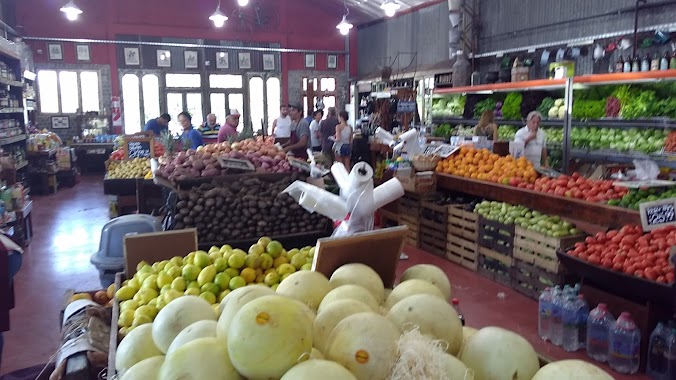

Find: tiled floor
2;175;646;379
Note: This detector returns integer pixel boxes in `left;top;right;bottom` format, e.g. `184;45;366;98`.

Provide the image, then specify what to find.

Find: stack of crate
475;216;515;287
419;201;448;257
512;226;584;299
399;193;422;247
446;205;479;270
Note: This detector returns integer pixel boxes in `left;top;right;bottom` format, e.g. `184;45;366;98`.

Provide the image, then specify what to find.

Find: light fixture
336;0;353;36
60;0;83;21
381;0;401;17
209;0;228;28
238;0;249;6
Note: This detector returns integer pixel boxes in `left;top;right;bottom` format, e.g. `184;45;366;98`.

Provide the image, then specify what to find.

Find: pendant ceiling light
336;0;353;36
209;0;228;28
238;0;249;6
381;0;401;17
60;0;83;21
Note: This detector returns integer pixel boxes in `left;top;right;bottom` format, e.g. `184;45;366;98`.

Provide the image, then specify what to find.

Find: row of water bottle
538;284;640;374
647;320;676;380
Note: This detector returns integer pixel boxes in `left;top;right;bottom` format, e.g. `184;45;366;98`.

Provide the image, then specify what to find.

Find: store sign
434;72;453;88
397;101;416;113
124;137;153;159
217;157;255;171
111;96;122;128
640;198;676;231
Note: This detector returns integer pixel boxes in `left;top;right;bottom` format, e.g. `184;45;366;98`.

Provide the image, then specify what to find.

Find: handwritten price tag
217;157;255;171
639;198;676;231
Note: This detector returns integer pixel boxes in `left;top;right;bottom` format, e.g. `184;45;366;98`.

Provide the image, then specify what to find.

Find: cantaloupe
400;264;451;300
329;263;385;302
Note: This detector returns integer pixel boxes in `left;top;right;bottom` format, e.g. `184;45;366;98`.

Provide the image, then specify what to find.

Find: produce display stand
197;223;333;251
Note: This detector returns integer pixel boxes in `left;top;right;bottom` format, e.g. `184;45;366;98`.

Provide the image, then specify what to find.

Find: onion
227;295;314;380
329;263;385;303
275;271;332;312
119;356;164;380
326;312;400;380
217;285;275;338
281;360;357;380
166;320;218;356
313;299;373;353
159;337;240;380
460;326;540;380
152;296;217;354
532;360;614;380
115;324;163;376
318;285;380;314
400;264;452;300
385;279;445;310
386;294;463;355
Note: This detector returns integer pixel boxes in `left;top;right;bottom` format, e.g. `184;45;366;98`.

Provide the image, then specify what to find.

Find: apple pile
513;172;629;203
566;224;676;284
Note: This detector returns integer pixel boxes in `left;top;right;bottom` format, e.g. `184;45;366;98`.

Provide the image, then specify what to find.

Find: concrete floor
1;175;645;379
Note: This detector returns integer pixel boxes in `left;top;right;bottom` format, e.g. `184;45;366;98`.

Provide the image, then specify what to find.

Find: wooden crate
399;195;421;217
446;235;478;271
421;201;449;224
513;227;586;273
477;216;515;257
447;206;478;241
477;253;512;287
419;218;447;257
512;258;569;300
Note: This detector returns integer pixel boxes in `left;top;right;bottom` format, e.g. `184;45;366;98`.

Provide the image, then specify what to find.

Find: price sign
433;144;459;158
217;157;255;171
639;198;676;231
396;101;416;113
123;137;153;159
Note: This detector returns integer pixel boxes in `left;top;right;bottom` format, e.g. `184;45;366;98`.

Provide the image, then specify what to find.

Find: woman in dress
333;110;353;170
474;109;498;141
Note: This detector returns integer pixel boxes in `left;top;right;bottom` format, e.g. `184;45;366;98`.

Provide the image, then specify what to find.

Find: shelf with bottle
612;50;676;75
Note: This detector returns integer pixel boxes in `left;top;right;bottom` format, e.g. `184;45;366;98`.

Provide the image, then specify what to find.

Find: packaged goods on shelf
27;131;61;152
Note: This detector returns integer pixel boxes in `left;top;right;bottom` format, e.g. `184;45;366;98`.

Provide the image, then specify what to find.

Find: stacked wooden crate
398;193;423;247
512;227;584;299
419;201;448;257
446;205;479;270
476;216;515;287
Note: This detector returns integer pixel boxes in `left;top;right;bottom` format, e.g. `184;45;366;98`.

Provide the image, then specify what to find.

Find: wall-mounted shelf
0;134;26;146
434;78;567;95
0;108;24;114
0;77;23;87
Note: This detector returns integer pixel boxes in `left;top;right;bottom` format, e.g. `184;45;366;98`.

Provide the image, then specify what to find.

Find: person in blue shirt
178;111;204;150
143;113;171;136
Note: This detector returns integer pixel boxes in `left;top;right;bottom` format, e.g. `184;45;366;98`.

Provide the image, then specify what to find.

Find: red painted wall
16;0;355;100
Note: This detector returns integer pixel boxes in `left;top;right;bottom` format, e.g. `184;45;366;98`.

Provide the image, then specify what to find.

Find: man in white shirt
514;111;548;168
309;109;323;152
271;104;291;144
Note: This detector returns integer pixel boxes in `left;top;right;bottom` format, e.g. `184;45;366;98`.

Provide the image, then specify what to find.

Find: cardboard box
123;228;198;277
395;167;436;193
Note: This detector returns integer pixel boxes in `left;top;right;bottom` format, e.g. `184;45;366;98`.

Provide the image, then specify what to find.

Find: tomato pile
567;225;676;284
513;172;629;203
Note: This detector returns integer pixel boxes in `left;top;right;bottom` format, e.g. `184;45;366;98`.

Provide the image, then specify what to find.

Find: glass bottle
615;56;625;73
651;54;660;71
661;52;670;70
670;51;676;70
623;56;632;73
641;54;650;72
632;56;640;72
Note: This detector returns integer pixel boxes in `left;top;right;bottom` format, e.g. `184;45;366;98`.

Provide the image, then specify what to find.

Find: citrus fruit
228;251;246;269
182;264;200;282
229;276;246;290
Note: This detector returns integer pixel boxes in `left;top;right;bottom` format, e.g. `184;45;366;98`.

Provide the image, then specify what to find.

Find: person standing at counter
282;104;311;160
475;109;498;141
178;111;204;150
514;111;548;168
144;113;171;136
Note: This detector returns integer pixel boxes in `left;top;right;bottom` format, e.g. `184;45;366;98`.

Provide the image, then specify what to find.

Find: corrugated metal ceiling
309;0;437;25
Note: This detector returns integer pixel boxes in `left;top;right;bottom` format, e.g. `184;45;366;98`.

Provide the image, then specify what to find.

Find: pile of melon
115;263;614;380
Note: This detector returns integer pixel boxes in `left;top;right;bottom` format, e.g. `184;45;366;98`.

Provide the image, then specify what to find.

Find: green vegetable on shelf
537;97;555;118
473;98;497;118
432;124;453;139
572;99;606;119
432;95;466;118
501;93;523;120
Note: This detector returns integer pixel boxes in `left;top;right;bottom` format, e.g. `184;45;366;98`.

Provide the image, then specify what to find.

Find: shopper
218;109;240;143
271;105;291;144
514;111;548;168
475;109;498;141
199;113;221;140
143;113;171;136
309;109;324;152
282;104;311;160
0;233;23;370
321;107;339;163
178;111;204;150
333;110;353;170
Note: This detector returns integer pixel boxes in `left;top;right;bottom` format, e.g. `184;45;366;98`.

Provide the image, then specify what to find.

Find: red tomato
645;268;658;281
666;272;675;283
589;255;601;265
634;270;645;278
626;264;638;274
579;252;589;261
607;230;619;239
585;237;596;245
657;276;667;284
601;259;613;269
613;262;623;271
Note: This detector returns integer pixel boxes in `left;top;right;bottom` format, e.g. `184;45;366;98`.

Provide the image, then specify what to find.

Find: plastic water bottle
647;322;669;379
550;286;564;346
562;295;580;351
538;287;552;341
609;312;641;374
576;294;590;350
665;323;676;379
586;303;615;362
573;283;581;295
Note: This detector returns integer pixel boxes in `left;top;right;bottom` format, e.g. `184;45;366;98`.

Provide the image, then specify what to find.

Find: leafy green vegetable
572;100;606;119
537;97;555;117
473;98;497;118
501;93;522;120
432;124;452;138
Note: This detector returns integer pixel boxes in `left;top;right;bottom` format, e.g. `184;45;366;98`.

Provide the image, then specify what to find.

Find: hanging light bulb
209;0;228;28
336;15;353;36
380;0;401;17
60;0;83;21
238;0;249;6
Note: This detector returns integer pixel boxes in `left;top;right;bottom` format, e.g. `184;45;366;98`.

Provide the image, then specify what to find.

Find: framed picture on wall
75;44;90;61
184;51;198;69
47;43;63;61
305;54;315;68
238;52;251;69
216;52;229;69
124;48;140;66
327;54;337;69
51;116;69;129
262;54;275;71
157;50;171;67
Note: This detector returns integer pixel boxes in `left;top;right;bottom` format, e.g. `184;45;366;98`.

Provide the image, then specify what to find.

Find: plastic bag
628;160;659;181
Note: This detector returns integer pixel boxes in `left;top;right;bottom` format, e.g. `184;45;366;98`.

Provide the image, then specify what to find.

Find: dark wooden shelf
435;173;641;228
0;134;26;146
